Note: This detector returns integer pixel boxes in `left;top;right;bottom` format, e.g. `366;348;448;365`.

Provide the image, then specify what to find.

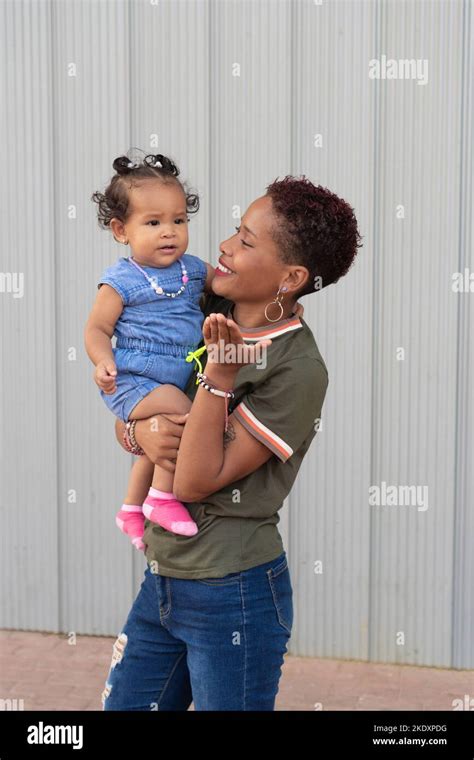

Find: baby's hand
94;359;118;394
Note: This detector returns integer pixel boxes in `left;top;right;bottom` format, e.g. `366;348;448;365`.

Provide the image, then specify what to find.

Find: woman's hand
114;413;189;472
204;313;272;373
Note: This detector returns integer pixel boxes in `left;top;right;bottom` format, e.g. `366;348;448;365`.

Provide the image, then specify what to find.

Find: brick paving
1;630;473;711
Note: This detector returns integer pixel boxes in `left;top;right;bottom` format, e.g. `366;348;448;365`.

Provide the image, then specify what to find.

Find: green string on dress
185;344;208;384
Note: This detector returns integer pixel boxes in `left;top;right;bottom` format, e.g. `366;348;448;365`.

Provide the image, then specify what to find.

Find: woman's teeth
216;262;234;274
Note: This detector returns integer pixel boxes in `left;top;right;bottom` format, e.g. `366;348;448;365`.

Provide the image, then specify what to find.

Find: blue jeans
102;551;293;711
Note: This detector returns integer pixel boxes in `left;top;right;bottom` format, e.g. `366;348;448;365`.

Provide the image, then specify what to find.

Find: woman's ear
284;265;310;298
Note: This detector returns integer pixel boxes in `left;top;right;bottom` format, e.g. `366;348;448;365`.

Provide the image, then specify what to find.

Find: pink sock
115;504;145;551
142;487;198;537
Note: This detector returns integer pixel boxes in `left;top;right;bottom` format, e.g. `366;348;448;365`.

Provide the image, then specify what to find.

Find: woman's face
212;195;292;304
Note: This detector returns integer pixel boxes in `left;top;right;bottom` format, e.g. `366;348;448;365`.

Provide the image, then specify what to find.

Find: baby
84;152;215;551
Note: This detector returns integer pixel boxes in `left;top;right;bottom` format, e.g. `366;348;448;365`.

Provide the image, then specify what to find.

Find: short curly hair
91;152;200;230
265;176;363;297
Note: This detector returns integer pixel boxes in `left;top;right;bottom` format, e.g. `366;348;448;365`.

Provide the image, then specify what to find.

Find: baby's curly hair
91;152;200;230
265;176;363;296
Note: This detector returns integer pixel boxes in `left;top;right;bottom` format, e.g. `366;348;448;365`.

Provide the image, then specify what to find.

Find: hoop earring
264;286;288;322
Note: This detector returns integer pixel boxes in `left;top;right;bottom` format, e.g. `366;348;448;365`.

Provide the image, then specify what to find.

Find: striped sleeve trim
232;401;293;462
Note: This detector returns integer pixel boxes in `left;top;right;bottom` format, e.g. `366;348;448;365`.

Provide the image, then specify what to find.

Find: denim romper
97;253;208;422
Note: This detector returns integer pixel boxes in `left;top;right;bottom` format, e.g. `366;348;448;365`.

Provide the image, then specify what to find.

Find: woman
102;176;362;711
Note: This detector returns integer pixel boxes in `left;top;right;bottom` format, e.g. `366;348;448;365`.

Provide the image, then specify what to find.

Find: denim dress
97;253;208;422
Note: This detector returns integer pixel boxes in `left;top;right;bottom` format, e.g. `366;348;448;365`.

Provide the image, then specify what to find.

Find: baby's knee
160;384;192;414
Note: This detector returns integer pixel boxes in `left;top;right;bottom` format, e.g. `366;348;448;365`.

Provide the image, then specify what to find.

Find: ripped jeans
101;552;293;711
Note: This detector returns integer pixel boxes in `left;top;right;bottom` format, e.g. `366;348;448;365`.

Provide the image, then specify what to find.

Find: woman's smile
215;260;236;276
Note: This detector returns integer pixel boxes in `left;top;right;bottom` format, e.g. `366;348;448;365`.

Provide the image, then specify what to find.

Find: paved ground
1;630;473;711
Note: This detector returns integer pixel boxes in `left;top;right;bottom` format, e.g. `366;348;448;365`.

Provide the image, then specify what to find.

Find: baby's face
122;180;189;268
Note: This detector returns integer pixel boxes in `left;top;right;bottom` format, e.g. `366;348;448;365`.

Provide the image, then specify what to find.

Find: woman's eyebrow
241;223;257;238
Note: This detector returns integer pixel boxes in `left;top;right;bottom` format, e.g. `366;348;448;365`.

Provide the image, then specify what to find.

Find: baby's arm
84;284;124;395
203;262;216;292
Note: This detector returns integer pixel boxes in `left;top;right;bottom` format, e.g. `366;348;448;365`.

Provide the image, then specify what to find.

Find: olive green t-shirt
143;293;329;578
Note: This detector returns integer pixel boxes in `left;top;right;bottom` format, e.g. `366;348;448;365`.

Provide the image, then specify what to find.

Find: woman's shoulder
250;351;328;407
292;319;329;380
256;316;328;385
231;352;329;464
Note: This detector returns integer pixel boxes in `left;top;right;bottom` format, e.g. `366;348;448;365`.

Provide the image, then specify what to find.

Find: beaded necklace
127;255;188;297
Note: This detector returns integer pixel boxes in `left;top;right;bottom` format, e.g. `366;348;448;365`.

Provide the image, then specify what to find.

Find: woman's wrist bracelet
123;420;145;456
196;372;235;398
122;421;135;453
129;420;144;453
196;372;235;431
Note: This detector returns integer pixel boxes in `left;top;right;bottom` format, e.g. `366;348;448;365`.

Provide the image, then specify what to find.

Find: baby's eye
147;218;188;226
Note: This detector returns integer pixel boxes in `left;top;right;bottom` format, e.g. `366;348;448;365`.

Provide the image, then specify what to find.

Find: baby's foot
115;505;146;551
142;488;198;536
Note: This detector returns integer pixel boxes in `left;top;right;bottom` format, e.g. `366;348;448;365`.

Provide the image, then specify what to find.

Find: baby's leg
129;384;198;537
116;384;191;550
128;383;193;420
128;383;192;489
116;456;155;552
125;456;155;506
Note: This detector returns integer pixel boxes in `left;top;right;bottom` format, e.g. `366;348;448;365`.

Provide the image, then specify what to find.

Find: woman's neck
231;301;297;328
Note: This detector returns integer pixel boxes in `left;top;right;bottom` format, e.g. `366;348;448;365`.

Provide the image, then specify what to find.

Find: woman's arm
116;413;189;474
120;305;306;501
120;372;273;503
173;370;274;502
171;312;275;502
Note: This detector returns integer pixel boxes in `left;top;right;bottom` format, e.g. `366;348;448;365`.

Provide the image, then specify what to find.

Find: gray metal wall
1;0;472;669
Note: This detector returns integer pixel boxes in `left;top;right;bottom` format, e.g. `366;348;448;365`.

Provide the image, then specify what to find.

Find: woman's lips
215;262;235;276
214;268;234;276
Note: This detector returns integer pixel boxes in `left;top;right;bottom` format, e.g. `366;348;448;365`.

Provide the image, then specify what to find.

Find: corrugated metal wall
1;0;472;668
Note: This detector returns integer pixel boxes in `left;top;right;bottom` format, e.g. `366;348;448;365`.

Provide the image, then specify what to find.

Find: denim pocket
266;557;293;635
196;571;241;586
124;349;154;376
153;574;172;622
185;274;205;300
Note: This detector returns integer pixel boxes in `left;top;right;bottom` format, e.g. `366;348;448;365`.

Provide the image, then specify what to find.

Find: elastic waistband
116;336;197;357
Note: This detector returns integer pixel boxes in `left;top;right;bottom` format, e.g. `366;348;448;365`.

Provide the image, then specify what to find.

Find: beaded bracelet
123;419;145;456
196;372;235;432
129;419;145;454
122;421;136;454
